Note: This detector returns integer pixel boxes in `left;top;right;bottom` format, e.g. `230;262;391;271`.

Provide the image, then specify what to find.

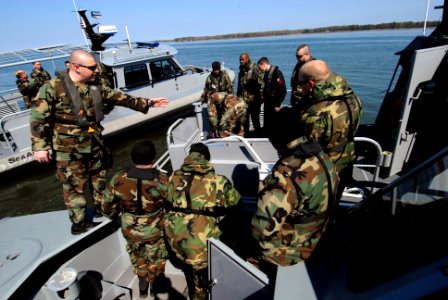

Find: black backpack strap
165;172;227;217
127;168;159;215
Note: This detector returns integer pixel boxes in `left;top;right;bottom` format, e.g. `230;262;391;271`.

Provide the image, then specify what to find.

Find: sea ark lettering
8;151;34;164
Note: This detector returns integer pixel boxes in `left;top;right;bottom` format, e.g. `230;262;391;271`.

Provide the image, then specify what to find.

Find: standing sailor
30;49;168;234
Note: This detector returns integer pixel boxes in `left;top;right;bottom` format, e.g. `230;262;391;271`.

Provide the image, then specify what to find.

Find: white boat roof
0;42;178;70
0;211;111;299
0;44;89;69
97;43;178;67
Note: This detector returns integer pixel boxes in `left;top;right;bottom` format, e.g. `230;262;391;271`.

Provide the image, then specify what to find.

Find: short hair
15;69;25;79
257;57;269;65
190;143;211;161
297;44;310;53
267;107;302;150
131;141;156;165
212;61;221;71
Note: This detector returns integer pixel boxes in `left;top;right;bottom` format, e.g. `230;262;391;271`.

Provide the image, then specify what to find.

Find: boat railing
154;149;171;173
0;109;32;152
350;136;386;195
0;90;24;117
206;135;272;174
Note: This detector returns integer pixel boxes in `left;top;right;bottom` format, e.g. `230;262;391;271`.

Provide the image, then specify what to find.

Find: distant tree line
170;21;440;42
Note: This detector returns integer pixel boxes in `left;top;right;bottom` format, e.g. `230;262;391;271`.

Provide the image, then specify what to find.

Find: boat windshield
376;146;448;214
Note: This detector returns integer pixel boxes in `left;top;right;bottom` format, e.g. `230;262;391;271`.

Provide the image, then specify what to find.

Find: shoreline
160;21;439;43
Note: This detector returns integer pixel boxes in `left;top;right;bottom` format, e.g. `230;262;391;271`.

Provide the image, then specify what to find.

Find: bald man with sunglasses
30;49;168;234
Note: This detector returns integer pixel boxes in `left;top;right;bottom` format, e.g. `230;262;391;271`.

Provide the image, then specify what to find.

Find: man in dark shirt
257;57;286;135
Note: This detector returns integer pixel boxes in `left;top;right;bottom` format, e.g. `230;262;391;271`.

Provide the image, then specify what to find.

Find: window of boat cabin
123;64;150;89
150;59;182;82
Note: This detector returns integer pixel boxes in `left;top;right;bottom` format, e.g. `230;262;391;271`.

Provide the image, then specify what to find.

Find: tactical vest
125;167;161;215
164;171;227;218
282;140;335;224
265;65;278;93
56;71;104;127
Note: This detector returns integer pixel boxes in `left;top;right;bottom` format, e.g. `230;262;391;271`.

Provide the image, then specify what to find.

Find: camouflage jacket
201;70;233;101
251;137;339;266
164;152;240;269
103;167;168;242
236;60;263;103
30;77;150;153
30;68;51;88
300;72;362;173
16;77;39;108
208;92;247;128
290;56;316;107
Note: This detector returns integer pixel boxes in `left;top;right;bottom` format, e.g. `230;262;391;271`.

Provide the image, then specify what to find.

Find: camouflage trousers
55;145;107;224
126;238;167;283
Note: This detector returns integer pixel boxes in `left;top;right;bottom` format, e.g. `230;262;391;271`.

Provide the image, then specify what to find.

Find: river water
0;28;425;219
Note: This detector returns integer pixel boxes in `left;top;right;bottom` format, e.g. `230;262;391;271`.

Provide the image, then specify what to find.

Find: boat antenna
423;0;431;35
125;25;132;52
72;0;89;48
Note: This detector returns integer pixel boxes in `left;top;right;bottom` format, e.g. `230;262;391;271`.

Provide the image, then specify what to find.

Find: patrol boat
1;2;448;300
0;9;234;174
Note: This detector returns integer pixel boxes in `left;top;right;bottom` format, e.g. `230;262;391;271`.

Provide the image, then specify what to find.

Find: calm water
0;29;424;219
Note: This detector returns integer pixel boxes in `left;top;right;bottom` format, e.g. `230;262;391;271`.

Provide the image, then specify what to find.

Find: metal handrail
206;135;271;173
154;149;171;173
353;136;384;193
0;110;31;151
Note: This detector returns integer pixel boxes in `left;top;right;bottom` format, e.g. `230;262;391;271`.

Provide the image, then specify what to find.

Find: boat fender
56;71;105;127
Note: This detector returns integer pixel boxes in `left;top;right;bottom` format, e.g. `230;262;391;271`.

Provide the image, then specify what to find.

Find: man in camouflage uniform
290;44;316;112
257;57;287;135
15;70;39;108
164;143;240;300
251;107;338;274
30;61;52;90
298;59;362;200
200;61;233;101
237;53;264;137
102;141;168;298
31;49;168;234
207;92;247;137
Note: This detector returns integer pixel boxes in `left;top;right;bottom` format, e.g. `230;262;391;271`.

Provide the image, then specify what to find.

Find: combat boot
71;221;100;235
138;276;149;298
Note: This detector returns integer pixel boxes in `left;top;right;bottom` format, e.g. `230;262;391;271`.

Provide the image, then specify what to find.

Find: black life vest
56;71;104;127
126;167;160;215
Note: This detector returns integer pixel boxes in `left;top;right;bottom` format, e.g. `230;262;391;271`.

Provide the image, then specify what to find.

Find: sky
0;0;444;52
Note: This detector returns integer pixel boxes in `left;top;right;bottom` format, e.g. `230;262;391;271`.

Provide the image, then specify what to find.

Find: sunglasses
72;62;98;71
